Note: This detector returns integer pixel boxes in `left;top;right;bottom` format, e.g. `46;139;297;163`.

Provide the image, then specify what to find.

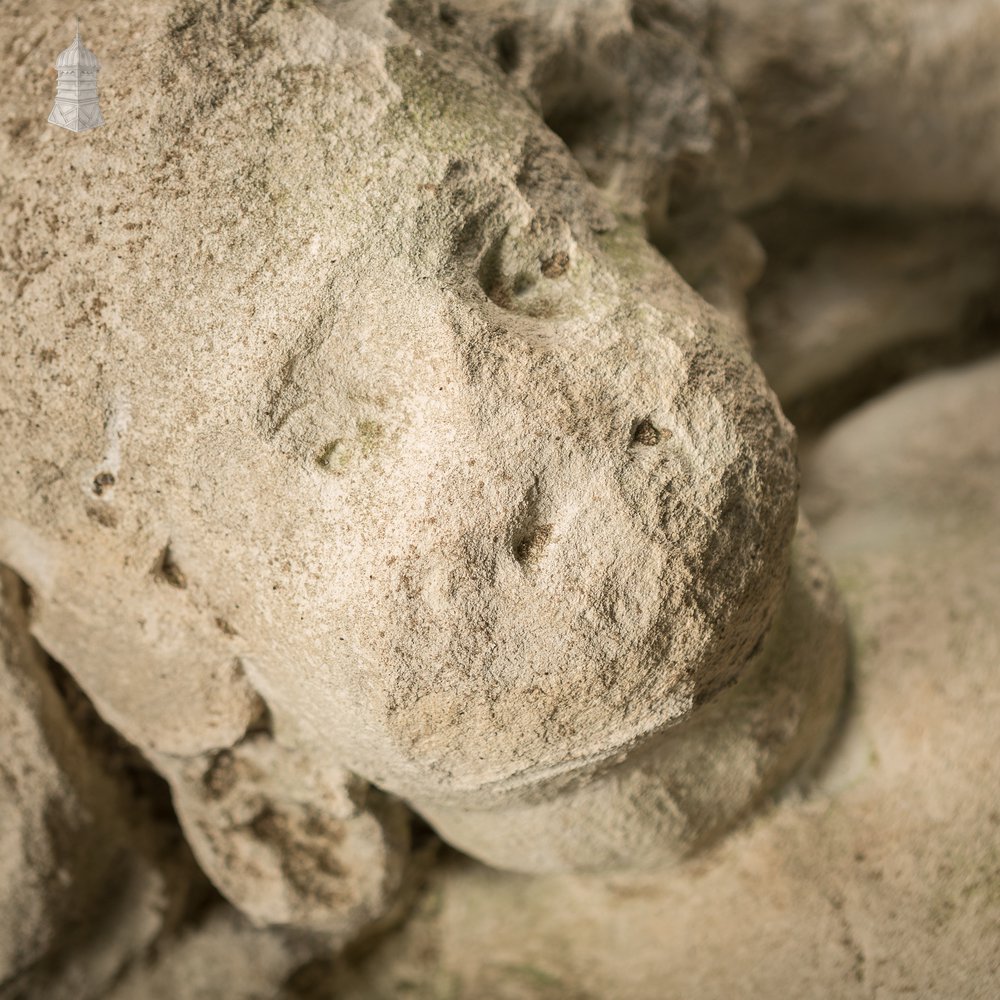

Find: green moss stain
356;418;385;456
597;219;652;284
383;46;520;157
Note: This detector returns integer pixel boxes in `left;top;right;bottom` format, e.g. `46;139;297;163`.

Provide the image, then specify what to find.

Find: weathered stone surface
419;517;846;871
0;0;839;893
0;566;193;999
436;0;758;323
156;737;412;934
3;0;998;994
328;355;1000;1000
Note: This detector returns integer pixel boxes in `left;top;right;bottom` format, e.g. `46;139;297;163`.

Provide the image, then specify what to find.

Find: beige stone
329;355;1000;1000
155;736;411;934
436;0;754;321
3;1;998;994
419;518;846;871
0;0;841;919
0;566;188;998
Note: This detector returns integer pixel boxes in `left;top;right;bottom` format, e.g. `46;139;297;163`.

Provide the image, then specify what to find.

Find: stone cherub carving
0;0;845;949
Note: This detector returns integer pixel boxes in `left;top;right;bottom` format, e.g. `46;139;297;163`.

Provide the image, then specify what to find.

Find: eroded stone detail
0;0;852;961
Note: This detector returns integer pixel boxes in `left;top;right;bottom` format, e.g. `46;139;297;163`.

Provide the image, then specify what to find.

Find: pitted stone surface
0;567;191;998
2;0;841;952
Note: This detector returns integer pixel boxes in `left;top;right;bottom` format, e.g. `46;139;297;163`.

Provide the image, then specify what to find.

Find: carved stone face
203;223;798;807
0;1;837;892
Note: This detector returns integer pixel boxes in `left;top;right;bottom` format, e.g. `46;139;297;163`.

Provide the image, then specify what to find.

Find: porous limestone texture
154;737;412;935
0;567;196;1000
439;0;762;324
447;0;1000;381
419;519;846;871
327;355;1000;1000
0;0;843;932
